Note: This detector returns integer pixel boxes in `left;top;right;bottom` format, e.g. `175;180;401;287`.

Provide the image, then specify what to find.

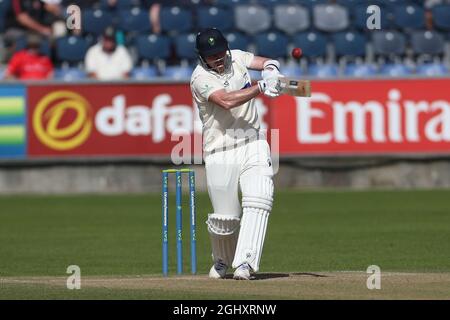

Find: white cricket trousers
204;139;274;218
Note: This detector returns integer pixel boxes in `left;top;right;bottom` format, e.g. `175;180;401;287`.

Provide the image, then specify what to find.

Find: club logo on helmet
208;37;215;46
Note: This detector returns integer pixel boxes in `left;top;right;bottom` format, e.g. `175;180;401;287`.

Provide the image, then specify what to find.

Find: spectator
2;0;66;63
3;33;54;80
84;26;133;80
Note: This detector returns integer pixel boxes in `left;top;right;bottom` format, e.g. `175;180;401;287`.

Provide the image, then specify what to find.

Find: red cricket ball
292;47;303;59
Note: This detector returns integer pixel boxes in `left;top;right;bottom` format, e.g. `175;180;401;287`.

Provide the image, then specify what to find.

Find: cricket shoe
209;260;228;279
233;263;254;280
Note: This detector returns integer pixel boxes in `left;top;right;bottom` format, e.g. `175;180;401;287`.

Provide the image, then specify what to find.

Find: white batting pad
232;207;270;272
240;175;274;211
206;214;240;267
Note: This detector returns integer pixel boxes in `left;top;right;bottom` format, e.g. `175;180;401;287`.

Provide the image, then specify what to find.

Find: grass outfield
0;190;449;299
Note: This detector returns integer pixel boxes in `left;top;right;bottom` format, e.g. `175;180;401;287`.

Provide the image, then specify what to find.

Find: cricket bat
278;76;311;97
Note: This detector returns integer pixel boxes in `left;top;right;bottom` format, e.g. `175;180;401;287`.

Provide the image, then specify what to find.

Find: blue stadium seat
82;9;114;36
234;5;271;35
254;32;289;59
335;0;368;9
297;0;329;10
411;31;445;56
136;34;171;61
256;0;290;6
54;68;87;80
416;63;448;76
215;0;250;7
313;4;349;32
225;32;250;51
380;64;411;76
393;4;425;30
131;66;159;79
274;4;310;35
161;6;193;33
352;4;391;30
14;36;51;57
372;31;406;57
383;0;410;11
344;64;377;77
197;6;233;32
0;0;11;32
56;36;89;64
432;5;450;32
100;0;141;10
162;65;194;80
281;63;303;78
308;64;339;78
174;34;197;61
333;31;366;58
118;7;151;33
292;32;328;59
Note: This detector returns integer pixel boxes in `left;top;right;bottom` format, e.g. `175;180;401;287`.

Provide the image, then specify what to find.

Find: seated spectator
2;0;66;63
3;33;54;80
84;26;133;80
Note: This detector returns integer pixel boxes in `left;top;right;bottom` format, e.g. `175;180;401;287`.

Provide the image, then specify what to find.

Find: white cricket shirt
190;49;261;154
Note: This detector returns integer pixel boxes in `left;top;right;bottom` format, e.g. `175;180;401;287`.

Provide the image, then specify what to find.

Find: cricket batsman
190;28;282;280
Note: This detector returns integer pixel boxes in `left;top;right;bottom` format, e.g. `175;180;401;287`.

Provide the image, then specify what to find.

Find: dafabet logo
33;91;93;150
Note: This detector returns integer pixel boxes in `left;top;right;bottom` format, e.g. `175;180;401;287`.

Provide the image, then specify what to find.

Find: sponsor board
0;86;27;159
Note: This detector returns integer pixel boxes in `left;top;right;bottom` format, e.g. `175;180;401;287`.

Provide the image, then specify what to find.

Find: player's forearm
215;85;261;110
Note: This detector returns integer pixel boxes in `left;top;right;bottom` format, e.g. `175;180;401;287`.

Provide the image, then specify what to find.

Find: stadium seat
393;4;425;30
257;0;290;7
225;32;250;51
372;31;406;57
335;0;368;9
273;4;310;35
161;6;193;33
100;0;141;10
281;61;303;77
197;6;233;32
380;64;411;76
215;0;250;7
254;32;289;59
431;5;450;32
297;0;329;10
118;7;151;33
411;31;445;57
292;32;328;59
344;63;377;77
14;36;51;57
162;65;194;81
174;34;197;61
333;31;366;58
352;4;391;30
135;34;171;61
234;5;271;35
54;68;87;80
383;0;410;11
82;9;114;36
313;4;349;32
56;36;89;64
308;64;339;78
0;0;10;32
131;66;159;79
416;63;448;76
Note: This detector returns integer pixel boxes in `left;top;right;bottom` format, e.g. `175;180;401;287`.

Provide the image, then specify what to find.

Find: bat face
278;76;311;97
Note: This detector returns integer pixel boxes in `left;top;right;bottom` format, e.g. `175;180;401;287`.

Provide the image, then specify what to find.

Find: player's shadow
224;272;328;280
290;272;328;278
